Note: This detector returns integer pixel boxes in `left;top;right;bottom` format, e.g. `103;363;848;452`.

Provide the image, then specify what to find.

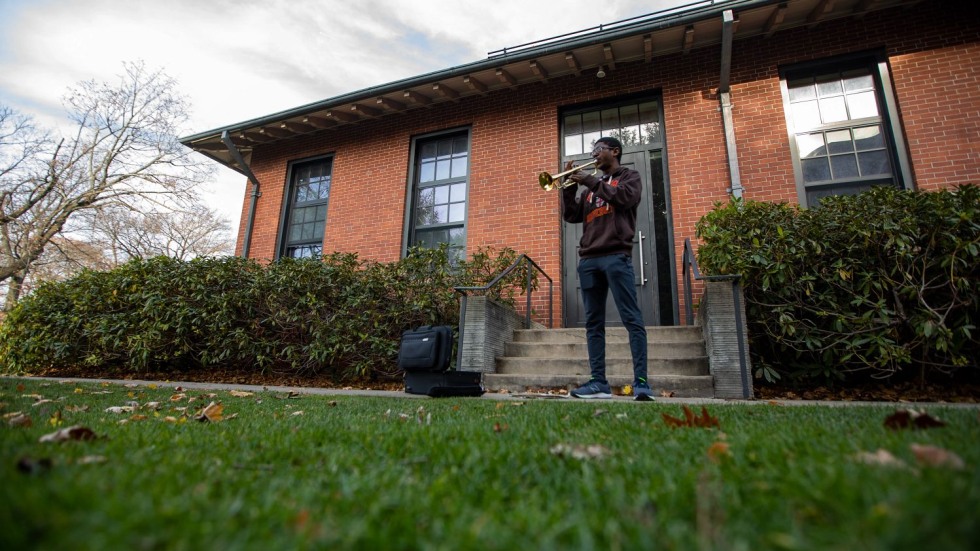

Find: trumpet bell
538;172;558;191
537;160;598;191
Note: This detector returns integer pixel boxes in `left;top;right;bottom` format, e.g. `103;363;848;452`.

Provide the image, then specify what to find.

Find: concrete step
504;341;706;359
512;326;703;344
483;373;715;397
495;357;709;377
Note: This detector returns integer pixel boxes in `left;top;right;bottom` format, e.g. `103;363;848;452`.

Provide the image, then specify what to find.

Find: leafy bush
696;185;979;385
0;245;533;381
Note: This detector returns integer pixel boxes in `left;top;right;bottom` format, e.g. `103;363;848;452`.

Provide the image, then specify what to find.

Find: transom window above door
563;100;663;155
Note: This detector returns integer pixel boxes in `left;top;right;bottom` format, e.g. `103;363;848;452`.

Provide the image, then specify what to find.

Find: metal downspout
220;131;262;258
719;9;744;198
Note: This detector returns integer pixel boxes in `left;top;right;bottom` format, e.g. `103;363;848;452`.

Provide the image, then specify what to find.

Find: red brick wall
231;1;979;326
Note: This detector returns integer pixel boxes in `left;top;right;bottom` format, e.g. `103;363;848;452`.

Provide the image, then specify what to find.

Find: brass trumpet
538;160;598;191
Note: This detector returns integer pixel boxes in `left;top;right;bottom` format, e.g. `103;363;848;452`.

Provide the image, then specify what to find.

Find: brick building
181;0;980;329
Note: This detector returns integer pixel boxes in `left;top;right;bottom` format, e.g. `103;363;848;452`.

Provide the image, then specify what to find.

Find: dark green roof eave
179;0;780;145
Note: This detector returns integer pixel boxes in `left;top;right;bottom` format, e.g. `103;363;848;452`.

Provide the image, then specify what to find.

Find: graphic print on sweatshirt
585;178;619;224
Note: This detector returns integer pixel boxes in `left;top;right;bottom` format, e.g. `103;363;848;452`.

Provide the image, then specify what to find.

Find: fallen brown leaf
7;413;32;427
195;401;225;423
39;425;98;443
707;441;731;463
660;390;676;398
853;449;910;469
550;443;610;461
662;406;720;429
910;444;965;470
493;422;508;432
884;409;946;430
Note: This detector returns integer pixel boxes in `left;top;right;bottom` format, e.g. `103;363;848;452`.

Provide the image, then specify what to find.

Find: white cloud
0;0;692;245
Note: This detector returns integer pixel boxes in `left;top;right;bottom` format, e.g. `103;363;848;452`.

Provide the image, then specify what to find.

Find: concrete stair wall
483;326;714;397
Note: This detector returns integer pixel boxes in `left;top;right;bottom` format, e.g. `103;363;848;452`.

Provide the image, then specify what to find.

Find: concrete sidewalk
7;375;978;408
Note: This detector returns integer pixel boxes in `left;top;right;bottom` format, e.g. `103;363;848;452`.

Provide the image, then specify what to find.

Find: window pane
847;90;879;119
449;203;465;222
582;111;601;133
620;104;639;127
642;121;662;144
451;156;468;178
437;139;452;158
820;96;848;123
787;78;816;102
858;150;891;176
418;187;435;205
293;207;307;224
565;114;582;135
420;142;437;161
802;157;831;182
830;154;858;179
317;177;331;199
854;126;884;150
792;100;821;129
435;159;450;180
842;71;873;92
450;183;466;201
816;76;842;97
434;205;448;224
313;221;325;240
416;205;436;225
453;136;468;155
434;185;449;205
448;227;465;246
420;161;435;183
600;108;619;135
797;133;826;158
565;135;582;156
826;130;853;154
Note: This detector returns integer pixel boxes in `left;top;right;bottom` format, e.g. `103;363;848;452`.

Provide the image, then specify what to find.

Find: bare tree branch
0;61;216;305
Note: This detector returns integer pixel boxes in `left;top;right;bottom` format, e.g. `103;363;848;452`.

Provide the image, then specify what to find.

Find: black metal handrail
682;238;750;399
453;254;553;372
454;254;553;330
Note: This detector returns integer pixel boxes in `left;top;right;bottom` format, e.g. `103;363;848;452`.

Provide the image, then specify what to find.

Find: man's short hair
595;136;623;161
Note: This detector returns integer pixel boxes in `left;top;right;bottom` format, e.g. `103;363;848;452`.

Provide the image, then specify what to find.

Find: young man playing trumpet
560;136;654;401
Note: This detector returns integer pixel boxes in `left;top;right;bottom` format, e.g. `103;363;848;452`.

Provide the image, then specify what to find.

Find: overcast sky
0;0;694;243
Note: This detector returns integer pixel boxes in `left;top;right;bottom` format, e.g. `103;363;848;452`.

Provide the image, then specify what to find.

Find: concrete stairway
482;326;714;397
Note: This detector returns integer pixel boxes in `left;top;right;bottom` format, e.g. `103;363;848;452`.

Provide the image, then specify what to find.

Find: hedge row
696;184;979;384
0;246;531;381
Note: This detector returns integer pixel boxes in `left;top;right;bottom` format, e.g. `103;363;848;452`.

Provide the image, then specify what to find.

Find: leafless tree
0;61;212;308
87;202;234;263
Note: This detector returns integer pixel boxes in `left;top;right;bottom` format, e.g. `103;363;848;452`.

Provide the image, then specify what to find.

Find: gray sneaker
571;380;612;399
633;383;655;402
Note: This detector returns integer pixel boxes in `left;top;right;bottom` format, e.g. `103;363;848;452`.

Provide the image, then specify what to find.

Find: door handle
637;231;648;286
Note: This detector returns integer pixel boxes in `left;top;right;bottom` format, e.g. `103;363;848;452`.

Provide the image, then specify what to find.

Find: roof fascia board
180;0;779;144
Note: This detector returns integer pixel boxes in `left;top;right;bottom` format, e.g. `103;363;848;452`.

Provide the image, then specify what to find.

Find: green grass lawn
1;378;978;551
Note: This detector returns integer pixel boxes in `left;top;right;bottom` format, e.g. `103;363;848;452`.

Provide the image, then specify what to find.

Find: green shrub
0;245;533;381
696;184;979;385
